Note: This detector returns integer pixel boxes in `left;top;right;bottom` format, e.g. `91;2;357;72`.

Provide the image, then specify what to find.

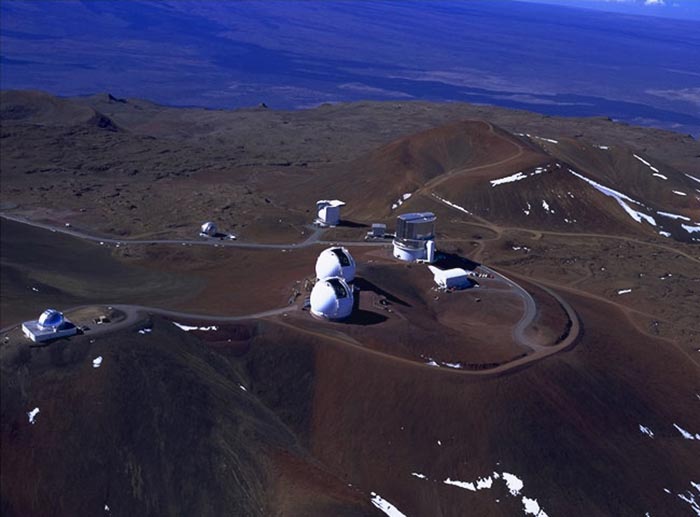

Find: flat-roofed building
428;266;473;290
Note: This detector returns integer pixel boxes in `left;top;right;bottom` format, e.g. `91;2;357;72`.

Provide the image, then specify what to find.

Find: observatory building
200;221;217;237
310;276;354;320
315;246;356;282
393;212;436;262
22;309;77;343
316;200;345;227
428;265;472;290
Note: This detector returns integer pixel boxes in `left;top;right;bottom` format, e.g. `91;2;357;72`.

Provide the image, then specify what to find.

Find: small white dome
200;221;217;236
38;309;64;329
310;277;354;320
315;246;356;282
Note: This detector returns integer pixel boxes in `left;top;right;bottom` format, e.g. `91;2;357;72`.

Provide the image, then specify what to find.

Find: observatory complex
22;309;77;343
393;212;436;262
315;199;345;227
310;246;356;320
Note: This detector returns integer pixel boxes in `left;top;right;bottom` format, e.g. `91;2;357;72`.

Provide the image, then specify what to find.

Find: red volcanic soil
2;92;699;516
0;316;377;517
292;289;699;516
281;119;549;221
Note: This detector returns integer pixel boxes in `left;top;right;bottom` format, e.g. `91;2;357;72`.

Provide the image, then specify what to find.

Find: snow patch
432;194;473;215
541;200;554;214
391;192;413;210
426;357;463;369
658;211;691;221
444;478;477;491
370;492;407;517
443;470;548;516
412;472;428;479
639;425;654;438
490;164;554;187
677;482;700;516
568;169;656;226
490;171;528;186
92;356;103;368
633;154;661;173
681;224;700;234
137;327;152;335
597;145;609;150
659;231;672;237
522;496;549;517
685;173;700;184
653;173;668;180
172;322;219;332
617;289;632;295
673;190;687;196
503;473;524;496
27;407;40;425
674;423;700;440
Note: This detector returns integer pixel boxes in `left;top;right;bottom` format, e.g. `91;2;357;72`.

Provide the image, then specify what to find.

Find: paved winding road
1;203;580;376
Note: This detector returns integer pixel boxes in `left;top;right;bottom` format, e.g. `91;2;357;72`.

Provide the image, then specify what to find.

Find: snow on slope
411;468;549;517
370;492;407;517
568;169;656;226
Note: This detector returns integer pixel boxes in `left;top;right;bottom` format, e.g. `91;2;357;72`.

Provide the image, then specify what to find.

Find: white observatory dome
310;277;354;320
38;309;65;329
315;246;356;282
200;221;217;236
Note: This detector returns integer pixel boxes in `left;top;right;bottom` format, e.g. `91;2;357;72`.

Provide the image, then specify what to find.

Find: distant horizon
516;0;700;21
2;0;699;136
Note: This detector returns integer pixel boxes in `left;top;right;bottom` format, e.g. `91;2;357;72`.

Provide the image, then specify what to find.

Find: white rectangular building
428;266;472;289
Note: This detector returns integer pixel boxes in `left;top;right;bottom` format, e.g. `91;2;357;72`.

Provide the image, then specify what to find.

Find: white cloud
644;0;665;5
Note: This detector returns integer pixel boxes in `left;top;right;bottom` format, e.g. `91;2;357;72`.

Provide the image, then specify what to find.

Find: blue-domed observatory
310;277;354;320
315;246;356;283
22;308;77;343
38;309;65;329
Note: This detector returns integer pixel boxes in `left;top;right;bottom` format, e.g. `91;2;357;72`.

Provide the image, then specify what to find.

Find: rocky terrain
1;91;699;516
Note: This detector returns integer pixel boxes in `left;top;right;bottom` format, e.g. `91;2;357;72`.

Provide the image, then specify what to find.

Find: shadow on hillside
433;252;480;271
354;277;411;307
338;220;369;228
345;309;388;326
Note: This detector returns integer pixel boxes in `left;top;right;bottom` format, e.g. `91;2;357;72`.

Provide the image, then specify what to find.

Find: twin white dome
310;277;354;320
315;246;356;282
310;246;356;320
